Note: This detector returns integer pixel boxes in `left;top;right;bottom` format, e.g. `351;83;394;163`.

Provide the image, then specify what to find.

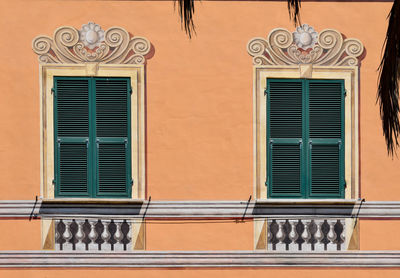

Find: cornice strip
1;251;400;268
1;200;400;219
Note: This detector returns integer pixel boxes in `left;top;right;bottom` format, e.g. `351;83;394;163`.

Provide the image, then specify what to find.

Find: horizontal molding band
1;199;400;219
73;0;395;2
1;251;400;268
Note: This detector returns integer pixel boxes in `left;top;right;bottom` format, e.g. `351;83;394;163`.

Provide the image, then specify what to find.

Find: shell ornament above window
247;25;363;66
79;22;105;49
32;22;151;64
293;24;318;50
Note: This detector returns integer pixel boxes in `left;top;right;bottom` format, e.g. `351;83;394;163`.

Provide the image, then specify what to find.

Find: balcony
55;219;132;251
267;219;345;251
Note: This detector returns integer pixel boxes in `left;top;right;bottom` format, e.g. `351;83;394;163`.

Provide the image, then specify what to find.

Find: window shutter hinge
129;88;133;95
264;88;268;95
51;88;56;97
131;179;134;186
344;180;347;188
344;89;347;97
52;179;55;187
265;179;268;188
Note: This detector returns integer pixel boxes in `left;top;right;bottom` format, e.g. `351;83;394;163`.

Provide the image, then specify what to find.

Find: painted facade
1;0;400;276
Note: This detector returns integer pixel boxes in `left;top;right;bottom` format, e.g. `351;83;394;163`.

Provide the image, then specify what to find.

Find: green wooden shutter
308;80;344;198
94;78;131;198
267;80;304;198
54;77;91;197
270;144;302;196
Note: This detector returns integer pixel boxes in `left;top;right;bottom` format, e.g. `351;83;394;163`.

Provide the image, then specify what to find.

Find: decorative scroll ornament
247;24;364;66
32;22;151;64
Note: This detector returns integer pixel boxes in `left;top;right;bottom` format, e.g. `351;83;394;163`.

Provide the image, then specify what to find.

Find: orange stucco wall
360;220;400;250
1;0;400;276
0;0;397;201
0;219;41;250
146;221;253;250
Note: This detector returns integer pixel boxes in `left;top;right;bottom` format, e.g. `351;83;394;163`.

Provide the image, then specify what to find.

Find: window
33;24;148;251
248;26;362;250
54;77;132;198
37;64;145;200
267;79;345;199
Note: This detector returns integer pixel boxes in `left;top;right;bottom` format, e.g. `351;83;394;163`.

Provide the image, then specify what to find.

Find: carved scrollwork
32;22;151;65
247;24;364;66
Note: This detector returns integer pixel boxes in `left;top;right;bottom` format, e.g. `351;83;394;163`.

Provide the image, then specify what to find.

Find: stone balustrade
55;218;345;252
55;219;132;251
267;219;345;251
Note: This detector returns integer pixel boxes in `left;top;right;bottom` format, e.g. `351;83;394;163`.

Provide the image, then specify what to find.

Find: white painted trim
1;250;400;268
1;200;400;219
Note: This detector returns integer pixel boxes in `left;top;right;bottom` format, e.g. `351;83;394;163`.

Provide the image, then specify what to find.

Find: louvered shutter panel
95;78;131;197
268;80;303;198
308;80;344;198
55;78;90;197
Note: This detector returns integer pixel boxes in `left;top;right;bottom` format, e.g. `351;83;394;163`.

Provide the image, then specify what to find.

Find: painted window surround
32;22;150;250
41;65;144;200
247;24;364;250
32;23;150;201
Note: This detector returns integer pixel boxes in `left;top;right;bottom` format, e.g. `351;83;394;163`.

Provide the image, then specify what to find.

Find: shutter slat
95;78;130;197
269;81;303;138
96;79;128;138
56;79;89;137
59;143;88;194
308;80;343;198
270;144;302;196
310;144;341;196
309;82;342;139
98;143;127;194
55;78;90;197
268;80;303;198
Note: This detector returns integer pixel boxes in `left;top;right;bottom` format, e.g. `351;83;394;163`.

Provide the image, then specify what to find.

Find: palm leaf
378;0;400;155
287;0;302;26
175;0;196;38
175;0;302;38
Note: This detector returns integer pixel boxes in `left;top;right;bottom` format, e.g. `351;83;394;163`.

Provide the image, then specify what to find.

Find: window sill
255;199;360;205
41;198;145;204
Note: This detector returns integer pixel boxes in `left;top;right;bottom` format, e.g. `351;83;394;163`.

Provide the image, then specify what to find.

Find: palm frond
287;0;302;26
175;0;196;38
175;0;301;38
378;0;400;155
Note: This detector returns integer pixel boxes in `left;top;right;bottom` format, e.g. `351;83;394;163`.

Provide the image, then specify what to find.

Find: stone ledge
1;250;400;268
1;200;400;219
